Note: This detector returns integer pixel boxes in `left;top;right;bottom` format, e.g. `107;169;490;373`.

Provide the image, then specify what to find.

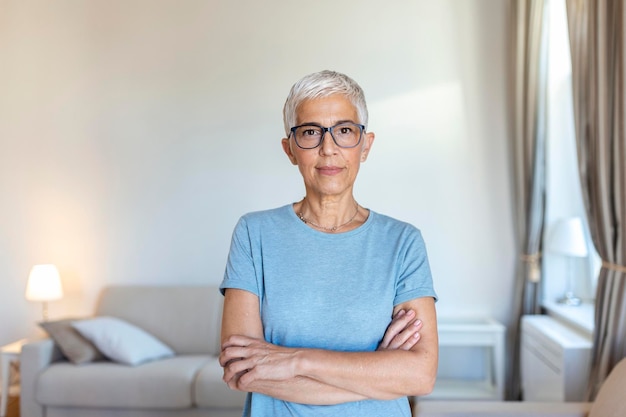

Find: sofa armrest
20;338;63;417
414;400;592;417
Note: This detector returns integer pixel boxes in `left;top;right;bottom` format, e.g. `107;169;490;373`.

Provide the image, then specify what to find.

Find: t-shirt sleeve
220;217;260;297
394;229;438;305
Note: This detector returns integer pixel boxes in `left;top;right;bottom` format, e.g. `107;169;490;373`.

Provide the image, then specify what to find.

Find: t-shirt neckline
286;203;374;238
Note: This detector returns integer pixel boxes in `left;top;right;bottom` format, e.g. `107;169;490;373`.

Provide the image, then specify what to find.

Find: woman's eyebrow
298;119;357;126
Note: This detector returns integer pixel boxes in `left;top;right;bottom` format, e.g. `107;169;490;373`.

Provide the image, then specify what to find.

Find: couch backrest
95;285;223;355
589;357;626;417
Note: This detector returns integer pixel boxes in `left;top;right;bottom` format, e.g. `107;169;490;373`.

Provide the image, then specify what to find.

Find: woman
219;70;438;417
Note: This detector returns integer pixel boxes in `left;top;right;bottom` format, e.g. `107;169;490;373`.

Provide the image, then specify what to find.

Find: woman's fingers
379;310;422;350
396;320;422;349
221;336;299;388
379;309;412;348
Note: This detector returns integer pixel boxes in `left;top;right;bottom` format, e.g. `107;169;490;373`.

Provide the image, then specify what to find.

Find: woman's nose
319;130;338;155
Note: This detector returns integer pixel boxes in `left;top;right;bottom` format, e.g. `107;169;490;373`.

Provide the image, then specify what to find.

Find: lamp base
557;292;582;306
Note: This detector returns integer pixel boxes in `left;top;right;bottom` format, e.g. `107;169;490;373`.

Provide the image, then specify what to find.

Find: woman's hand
220;309;424;391
220;335;300;391
377;309;422;351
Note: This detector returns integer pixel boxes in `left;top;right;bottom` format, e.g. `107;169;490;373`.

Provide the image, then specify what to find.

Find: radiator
521;315;592;401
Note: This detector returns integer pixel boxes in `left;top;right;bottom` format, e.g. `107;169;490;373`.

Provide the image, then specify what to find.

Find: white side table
1;339;27;417
425;318;506;401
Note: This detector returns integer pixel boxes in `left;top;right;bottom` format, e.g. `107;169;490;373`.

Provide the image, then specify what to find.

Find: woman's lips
317;166;343;175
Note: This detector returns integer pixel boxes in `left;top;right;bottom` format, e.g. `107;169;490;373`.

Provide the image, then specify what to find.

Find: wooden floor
6;395;19;417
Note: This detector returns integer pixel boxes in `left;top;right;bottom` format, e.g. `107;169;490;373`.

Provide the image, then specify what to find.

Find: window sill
541;299;595;336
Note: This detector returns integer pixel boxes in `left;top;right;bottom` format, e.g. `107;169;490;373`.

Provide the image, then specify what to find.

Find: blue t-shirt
220;204;437;417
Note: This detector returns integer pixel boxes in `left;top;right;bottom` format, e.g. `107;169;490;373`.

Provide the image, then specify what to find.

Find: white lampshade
25;264;64;301
547;217;589;257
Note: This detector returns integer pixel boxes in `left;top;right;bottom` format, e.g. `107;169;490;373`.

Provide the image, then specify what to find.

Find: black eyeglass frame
289;122;365;149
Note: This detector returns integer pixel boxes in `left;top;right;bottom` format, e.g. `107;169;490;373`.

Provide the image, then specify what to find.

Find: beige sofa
20;285;246;417
414;356;626;417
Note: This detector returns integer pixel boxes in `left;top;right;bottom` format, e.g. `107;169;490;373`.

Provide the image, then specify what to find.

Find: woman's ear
360;132;375;162
282;138;298;165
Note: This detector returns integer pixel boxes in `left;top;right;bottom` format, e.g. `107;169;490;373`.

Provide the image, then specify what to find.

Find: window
542;0;600;332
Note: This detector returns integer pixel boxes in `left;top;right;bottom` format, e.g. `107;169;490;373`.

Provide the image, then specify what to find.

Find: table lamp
25;264;63;321
546;217;588;306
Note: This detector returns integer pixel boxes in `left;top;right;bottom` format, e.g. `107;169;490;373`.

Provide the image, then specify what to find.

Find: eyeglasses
289;122;365;149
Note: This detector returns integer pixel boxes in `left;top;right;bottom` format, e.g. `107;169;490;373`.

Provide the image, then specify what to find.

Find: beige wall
0;0;514;345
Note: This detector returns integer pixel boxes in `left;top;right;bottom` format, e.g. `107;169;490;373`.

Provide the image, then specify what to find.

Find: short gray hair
282;70;369;136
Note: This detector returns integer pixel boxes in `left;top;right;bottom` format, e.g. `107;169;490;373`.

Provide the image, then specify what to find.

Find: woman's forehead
295;95;359;124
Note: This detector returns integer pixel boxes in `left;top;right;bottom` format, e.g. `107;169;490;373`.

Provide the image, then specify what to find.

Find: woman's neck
295;195;364;233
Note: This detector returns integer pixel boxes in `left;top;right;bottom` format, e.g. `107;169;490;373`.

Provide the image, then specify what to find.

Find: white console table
1;339;26;417
521;315;591;401
423;318;506;401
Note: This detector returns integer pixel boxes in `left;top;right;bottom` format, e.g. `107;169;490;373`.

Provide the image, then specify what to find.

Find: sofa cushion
36;356;210;409
589;358;626;417
39;318;105;364
95;286;223;355
194;357;247;408
72;316;175;366
413;401;591;417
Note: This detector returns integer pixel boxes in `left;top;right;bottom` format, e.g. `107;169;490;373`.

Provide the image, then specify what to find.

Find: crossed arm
220;288;438;405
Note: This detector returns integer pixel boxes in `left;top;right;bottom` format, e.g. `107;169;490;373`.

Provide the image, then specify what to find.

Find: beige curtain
508;0;548;400
566;0;626;400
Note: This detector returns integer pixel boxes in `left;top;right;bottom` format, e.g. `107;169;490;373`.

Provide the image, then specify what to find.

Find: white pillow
72;316;175;366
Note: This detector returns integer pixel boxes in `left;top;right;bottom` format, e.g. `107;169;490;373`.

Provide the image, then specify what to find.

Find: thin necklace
298;199;360;232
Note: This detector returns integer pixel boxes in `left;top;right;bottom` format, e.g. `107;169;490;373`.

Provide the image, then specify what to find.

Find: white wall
0;0;514;346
